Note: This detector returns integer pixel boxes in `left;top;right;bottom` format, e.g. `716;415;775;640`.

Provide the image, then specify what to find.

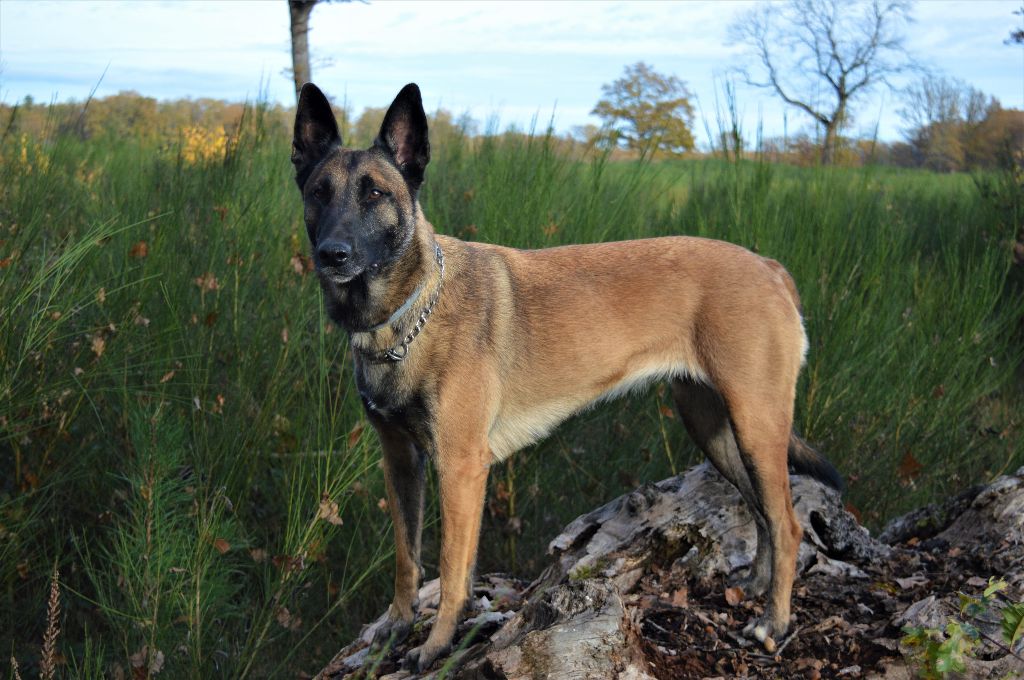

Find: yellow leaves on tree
591;62;696;159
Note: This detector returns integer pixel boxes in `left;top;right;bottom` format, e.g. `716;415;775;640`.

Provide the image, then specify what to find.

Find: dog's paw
370;614;412;651
742;614;790;653
405;639;450;673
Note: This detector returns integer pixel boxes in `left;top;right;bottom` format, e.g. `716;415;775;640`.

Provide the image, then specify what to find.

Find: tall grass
1;107;1021;676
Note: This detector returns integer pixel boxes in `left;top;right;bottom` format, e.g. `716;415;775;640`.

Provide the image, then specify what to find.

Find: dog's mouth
317;266;365;286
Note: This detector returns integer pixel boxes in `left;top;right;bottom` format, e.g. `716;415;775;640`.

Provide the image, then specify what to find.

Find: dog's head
291;83;430;286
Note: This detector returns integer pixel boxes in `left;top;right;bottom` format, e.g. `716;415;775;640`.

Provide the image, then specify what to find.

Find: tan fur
293;83;820;670
363;222;808;665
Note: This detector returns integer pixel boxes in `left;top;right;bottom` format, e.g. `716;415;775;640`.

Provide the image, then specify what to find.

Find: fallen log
316;462;1024;679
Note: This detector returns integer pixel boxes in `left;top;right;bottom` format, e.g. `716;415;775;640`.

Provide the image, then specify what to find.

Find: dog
291;82;843;671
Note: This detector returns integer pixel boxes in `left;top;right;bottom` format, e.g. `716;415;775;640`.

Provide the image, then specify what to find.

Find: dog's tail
788;433;844;492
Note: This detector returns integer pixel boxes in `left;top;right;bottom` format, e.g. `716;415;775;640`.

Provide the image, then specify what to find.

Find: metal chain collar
374;243;444;362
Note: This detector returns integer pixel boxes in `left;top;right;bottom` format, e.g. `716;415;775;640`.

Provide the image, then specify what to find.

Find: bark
289;0;317;102
316;463;1024;679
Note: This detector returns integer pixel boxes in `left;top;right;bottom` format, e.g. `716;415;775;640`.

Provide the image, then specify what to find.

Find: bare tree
288;0;354;102
730;0;915;164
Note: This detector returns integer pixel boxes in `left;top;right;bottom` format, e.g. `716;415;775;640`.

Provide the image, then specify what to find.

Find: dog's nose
317;240;352;268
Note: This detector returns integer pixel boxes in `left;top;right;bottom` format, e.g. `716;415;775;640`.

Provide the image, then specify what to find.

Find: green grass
1;110;1021;677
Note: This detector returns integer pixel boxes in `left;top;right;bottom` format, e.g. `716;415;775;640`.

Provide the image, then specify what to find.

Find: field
2;107;1022;677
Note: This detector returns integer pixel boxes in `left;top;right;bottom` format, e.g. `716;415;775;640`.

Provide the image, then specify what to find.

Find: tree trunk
289;0;317;102
821;121;838;165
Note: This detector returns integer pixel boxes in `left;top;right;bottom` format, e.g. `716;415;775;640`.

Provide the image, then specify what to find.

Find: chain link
377;243;444;362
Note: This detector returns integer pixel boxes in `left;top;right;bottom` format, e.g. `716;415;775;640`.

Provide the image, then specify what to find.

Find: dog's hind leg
372;426;426;650
671;376;772;597
725;385;803;646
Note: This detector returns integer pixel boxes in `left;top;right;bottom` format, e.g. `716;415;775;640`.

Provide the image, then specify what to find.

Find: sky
1;0;1022;146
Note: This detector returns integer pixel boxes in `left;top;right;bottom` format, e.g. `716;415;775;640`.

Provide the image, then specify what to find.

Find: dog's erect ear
292;83;341;190
374;83;430;189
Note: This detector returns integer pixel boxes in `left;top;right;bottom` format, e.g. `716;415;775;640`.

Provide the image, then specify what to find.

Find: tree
899;75;989;171
729;0;915;164
1007;3;1024;45
591;62;696;158
288;0;354;102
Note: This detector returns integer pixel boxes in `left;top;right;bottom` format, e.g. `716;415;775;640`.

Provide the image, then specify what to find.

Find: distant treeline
2;90;1022;172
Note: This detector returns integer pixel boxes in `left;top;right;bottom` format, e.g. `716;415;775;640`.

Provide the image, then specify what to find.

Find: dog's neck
343;220;442;358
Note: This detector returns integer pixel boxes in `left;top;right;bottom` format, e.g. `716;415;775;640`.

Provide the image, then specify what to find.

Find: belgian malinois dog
292;82;842;671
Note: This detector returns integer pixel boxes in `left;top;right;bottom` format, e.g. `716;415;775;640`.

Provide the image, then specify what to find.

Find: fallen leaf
377;497;388;512
213;538;230;554
281;327;289;344
91;334;106;358
193;272;220;292
895;574;928;589
159;370;176;384
671;587;689;608
129;646;147;668
724;586;744;606
249;548;267;563
96;287;106;304
658;404;675;419
317;496;343;526
0;257;12;268
347;421;365;449
129;241;148;258
275;606;302;631
897;451;923;485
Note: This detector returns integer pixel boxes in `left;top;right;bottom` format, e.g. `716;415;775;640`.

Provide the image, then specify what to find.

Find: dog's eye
311;183;329;202
368;188;385;200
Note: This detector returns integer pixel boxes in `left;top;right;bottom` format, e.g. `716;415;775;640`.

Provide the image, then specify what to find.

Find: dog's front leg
407;442;489;672
372;426;426;650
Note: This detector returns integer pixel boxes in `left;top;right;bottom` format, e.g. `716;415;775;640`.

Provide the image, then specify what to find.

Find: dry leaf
159;370;176;384
377;497;388;512
0;257;12;268
91;334;106;358
658;404;675;419
724;586;744;606
275;606;302;631
897;451;923;485
129;646;147;668
213;538;230;554
96;287;106;304
281;327;289;344
317;496;343;526
347;421;365;449
249;548;267;563
671;587;689;608
128;241;148;258
193;272;220;291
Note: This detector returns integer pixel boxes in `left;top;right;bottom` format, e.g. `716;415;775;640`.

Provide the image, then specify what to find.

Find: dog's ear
292;83;341;191
374;83;430;190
